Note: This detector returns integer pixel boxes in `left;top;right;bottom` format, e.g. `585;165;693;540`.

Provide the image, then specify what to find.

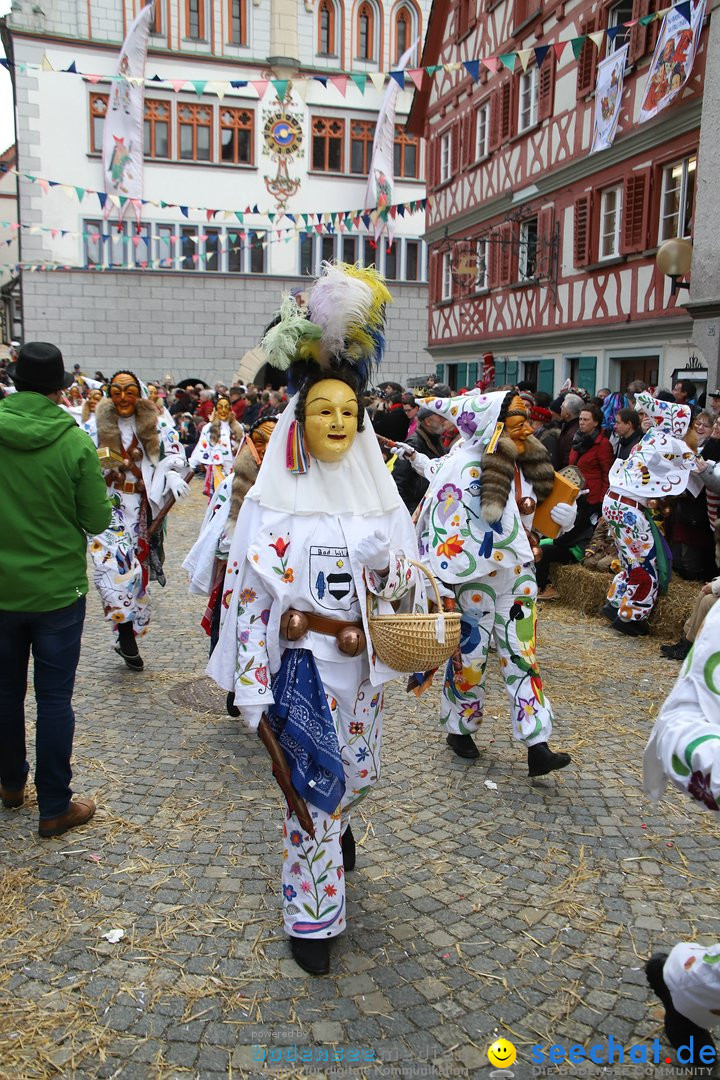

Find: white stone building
3;0;432;385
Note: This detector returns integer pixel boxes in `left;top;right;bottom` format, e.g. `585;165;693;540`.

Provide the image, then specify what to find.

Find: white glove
242;705;265;733
355;530;391;571
549;501;578;532
393;441;417;460
166;471;190;500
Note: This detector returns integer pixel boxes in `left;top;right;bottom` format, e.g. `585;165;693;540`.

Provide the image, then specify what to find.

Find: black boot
226;692;240;717
341;825;356;872
646;952;716;1061
290;936;330;975
612;617;649;637
114;622;144;671
600;602;617;621
660;638;692;661
446;733;480;759
528;742;571;777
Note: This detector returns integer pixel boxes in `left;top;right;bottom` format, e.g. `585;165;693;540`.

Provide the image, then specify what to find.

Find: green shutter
457;363;468;388
435;363;445;382
577;356;597;397
467;362;478;387
506;360;519;385
494;359;506;385
538;358;554;395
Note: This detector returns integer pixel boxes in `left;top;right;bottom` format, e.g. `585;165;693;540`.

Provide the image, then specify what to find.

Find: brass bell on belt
280;610;309;641
336;626;366;656
518;496;537;516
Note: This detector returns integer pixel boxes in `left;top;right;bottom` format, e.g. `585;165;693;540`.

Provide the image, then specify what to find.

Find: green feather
261;294;323;372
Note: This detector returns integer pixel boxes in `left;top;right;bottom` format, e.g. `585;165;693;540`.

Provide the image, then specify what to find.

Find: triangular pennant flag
150;74;162;82
272;79;289;100
350;73;367;94
64;61;77;73
534;45;550;67
38;178;49;194
330;74;348;96
170;79;185;93
0;59;10;70
588;31;605;49
639;12;656;24
675;0;692;23
462;60;480;82
606;25;624;41
250;80;268;99
499;53;517;72
206;81;226;100
192;80;207;96
293;79;310;102
570;36;586;60
229;79;247;88
362;213;371;229
41;54;55;72
313;76;328;87
87;73;103;84
75;187;85;202
426;65;442;76
553;41;567;62
97;191;107;209
483;57;500;74
180;206;189;218
234;211;244;223
407;68;424;91
389;70;405;89
369;71;386;93
517;48;534;72
252;204;260;214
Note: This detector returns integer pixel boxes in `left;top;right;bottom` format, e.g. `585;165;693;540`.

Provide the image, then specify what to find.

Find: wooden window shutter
577;19;597;97
538;54;555;121
451;122;460;174
462;110;473;167
629;0;649;64
622;169;651;254
538;357;554;395
499;223;515;286
489;87;502;151
574;194;593;267
499;81;513;142
536;206;555;278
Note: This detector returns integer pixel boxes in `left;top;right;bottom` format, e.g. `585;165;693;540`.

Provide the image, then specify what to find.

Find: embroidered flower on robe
436;535;464;559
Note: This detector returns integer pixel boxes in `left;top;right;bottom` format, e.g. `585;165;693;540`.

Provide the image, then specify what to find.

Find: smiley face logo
487;1038;517;1068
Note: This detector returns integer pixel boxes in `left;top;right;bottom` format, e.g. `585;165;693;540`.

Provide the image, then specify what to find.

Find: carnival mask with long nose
304;379;359;462
109;373;141;417
503;395;534;455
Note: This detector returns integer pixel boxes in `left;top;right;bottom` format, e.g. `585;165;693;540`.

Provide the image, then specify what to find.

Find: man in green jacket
0;342;112;837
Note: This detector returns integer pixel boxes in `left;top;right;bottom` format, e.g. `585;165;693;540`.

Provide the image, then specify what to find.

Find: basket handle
365;556;443;616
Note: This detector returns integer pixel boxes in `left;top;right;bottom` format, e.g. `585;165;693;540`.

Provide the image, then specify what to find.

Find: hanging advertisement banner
638;0;706;123
590;43;629;154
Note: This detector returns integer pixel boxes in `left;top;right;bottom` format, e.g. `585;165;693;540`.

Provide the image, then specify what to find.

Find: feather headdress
307;261;392;368
261;293;323;372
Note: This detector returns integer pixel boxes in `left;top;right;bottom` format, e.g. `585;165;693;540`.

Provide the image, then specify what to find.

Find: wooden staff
257;716;315;838
147;467;195;537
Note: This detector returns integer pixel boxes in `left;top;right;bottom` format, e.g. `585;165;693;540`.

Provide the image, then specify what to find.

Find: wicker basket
367;559;462;672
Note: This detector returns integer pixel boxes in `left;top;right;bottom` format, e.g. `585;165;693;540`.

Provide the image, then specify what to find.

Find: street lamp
656;237;692;296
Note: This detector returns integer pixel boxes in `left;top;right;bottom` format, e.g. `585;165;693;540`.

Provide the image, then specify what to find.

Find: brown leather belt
608;489;645;510
304;612;363;636
107;478;144;495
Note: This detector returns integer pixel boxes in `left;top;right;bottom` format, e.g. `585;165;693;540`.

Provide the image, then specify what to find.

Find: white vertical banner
363;40;419;249
639;0;706;123
589;43;628;154
102;1;155;223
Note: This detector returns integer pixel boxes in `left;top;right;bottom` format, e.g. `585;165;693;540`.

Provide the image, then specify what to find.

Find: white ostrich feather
307;262;374;354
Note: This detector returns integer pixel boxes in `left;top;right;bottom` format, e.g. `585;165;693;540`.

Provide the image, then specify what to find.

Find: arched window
357;1;374;60
318;0;335;55
392;2;419;64
143;0;162;35
228;0;247;46
395;5;409;61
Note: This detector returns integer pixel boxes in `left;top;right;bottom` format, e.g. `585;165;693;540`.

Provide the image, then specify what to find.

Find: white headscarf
246;390;402;516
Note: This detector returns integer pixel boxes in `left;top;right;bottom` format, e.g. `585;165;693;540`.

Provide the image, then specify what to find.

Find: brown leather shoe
1;783;26;809
38;797;96;838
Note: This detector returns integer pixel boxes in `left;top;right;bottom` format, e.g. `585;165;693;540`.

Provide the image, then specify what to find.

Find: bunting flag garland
0;4;689;99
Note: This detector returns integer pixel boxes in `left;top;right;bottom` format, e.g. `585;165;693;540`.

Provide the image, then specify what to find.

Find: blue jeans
0;597;86;819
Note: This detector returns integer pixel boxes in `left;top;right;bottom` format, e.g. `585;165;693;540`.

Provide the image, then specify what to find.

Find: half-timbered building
409;0;709;397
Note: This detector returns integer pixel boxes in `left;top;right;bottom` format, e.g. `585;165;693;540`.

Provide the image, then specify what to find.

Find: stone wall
21;270;430;386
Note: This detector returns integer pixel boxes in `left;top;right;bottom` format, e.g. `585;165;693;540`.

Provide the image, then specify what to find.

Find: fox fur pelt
480;433;555;525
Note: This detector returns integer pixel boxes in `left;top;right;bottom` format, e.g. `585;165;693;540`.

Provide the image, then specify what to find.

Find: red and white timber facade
409;0;710;398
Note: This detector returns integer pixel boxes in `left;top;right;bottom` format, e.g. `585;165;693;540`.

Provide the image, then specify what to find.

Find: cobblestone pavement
2;487;719;1080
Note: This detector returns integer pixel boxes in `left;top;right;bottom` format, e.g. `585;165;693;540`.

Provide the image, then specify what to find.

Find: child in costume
79;388;103;446
91;371;190;670
207;265;425;976
602;393;698;635
189;395;244;498
411;389;575;775
643;600;720;1063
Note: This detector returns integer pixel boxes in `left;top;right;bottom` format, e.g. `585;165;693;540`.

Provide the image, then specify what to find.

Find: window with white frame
659;155;696;241
607;0;633;55
518;66;539;133
405;239;421;281
475;103;490;161
439;129;452;183
518;218;538;279
474;237;489;290
441;252;452;300
599;185;623;259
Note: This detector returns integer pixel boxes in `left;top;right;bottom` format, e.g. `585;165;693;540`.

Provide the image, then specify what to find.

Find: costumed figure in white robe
79;388;103;446
147;382;176;431
602;393;697;635
643;600;720;1063
208;265;426;976
189;396;244;498
413;389;576;775
183;416;278;659
62;383;85;424
90;370;190;671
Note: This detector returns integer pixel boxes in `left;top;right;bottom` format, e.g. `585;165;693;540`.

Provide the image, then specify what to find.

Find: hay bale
549;563;699;640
